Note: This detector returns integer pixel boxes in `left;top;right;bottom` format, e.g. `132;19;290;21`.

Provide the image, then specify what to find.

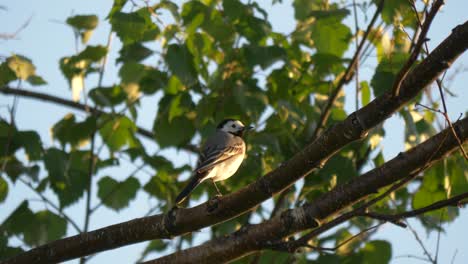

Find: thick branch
150;117;468;263
4;20;468;264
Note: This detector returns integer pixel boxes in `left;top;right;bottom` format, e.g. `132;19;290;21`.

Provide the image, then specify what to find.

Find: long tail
175;176;202;205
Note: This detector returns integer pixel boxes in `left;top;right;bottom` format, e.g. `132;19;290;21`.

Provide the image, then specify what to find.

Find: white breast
202;152;245;182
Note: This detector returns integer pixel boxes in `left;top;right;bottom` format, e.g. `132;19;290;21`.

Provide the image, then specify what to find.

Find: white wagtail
175;119;252;205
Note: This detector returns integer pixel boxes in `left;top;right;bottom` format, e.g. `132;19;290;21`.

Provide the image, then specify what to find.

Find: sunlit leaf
23;210;67;246
0;176;8;203
99;115;138;151
7;55;36;80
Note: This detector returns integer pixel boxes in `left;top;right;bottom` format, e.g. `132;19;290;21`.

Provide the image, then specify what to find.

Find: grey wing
195;140;245;174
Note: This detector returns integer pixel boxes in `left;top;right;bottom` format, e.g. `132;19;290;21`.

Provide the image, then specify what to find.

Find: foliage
0;0;466;263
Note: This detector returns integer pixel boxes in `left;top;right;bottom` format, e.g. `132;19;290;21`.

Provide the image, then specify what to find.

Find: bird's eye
231;124;236;128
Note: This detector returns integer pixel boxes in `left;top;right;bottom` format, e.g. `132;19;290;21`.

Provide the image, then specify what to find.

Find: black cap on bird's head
216;119;253;137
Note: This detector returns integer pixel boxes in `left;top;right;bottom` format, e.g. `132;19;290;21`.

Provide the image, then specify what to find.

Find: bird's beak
244;125;254;131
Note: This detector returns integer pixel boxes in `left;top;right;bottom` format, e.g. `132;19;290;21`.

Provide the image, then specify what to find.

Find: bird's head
216;119;253;137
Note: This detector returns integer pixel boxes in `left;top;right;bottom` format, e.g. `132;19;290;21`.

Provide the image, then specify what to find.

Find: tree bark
148;116;468;263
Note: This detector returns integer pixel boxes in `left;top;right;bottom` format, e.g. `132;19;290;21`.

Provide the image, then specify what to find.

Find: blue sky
1;0;467;263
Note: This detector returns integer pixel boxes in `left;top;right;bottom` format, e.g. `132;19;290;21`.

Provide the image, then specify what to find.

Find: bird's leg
212;180;222;196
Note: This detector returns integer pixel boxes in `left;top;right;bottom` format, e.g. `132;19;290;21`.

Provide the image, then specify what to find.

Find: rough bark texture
4;20;468;264
148;117;468;263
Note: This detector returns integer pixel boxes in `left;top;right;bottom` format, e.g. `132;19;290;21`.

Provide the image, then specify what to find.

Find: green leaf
381;0;416;28
153;114;195;148
75;45;108;62
99;115;138;151
144;170;179;201
0;61;17;85
370;53;408;97
89;85;127;107
165;44;197;86
44;149;89;208
311;18;351;57
51;114;96;148
0;176;8;203
1;201;35;236
23;210;67;246
447;156;468;196
119;61;146;84
141;240;169;258
97;176;140;211
1;157;39;182
7;55;36;80
27;75;47;86
361;81;371;106
66;15;98;30
243;45;286;70
118;43;153;63
108;0;128;19
293;0;325;21
153;0;180;22
17;131;43;161
110;9;160;44
140;68;168;94
359;240;392;264
0;244;24;261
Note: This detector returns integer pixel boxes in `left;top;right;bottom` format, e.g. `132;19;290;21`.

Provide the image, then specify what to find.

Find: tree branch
4;20;468;264
147;116;468;263
0;86;199;153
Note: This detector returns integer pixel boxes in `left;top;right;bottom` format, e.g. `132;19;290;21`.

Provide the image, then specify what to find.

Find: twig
18;178;82;233
450;249;458;264
392;0;444;96
304;223;382;252
79;132;96;264
0;15;33;40
434;211;444;263
352;0;360;111
405;219;436;263
394;254;433;263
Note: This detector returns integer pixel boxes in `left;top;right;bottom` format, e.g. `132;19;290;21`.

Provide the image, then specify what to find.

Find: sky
0;0;467;263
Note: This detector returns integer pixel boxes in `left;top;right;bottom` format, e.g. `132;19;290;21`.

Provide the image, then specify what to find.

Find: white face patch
220;120;245;133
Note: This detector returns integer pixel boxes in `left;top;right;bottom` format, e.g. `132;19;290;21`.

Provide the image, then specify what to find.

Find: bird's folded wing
195;143;244;174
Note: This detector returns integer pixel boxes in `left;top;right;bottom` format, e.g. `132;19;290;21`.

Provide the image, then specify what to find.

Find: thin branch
392;0;444;96
434;211;444;263
352;0;360;112
0;86;199;153
311;0;384;140
394;254;433;263
404;219;436;264
365;192;468;220
18;178;82;233
0;15;33;40
304;223;382;252
79;133;96;264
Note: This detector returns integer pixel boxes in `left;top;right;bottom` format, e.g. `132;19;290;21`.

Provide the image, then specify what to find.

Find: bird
175;119;252;205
